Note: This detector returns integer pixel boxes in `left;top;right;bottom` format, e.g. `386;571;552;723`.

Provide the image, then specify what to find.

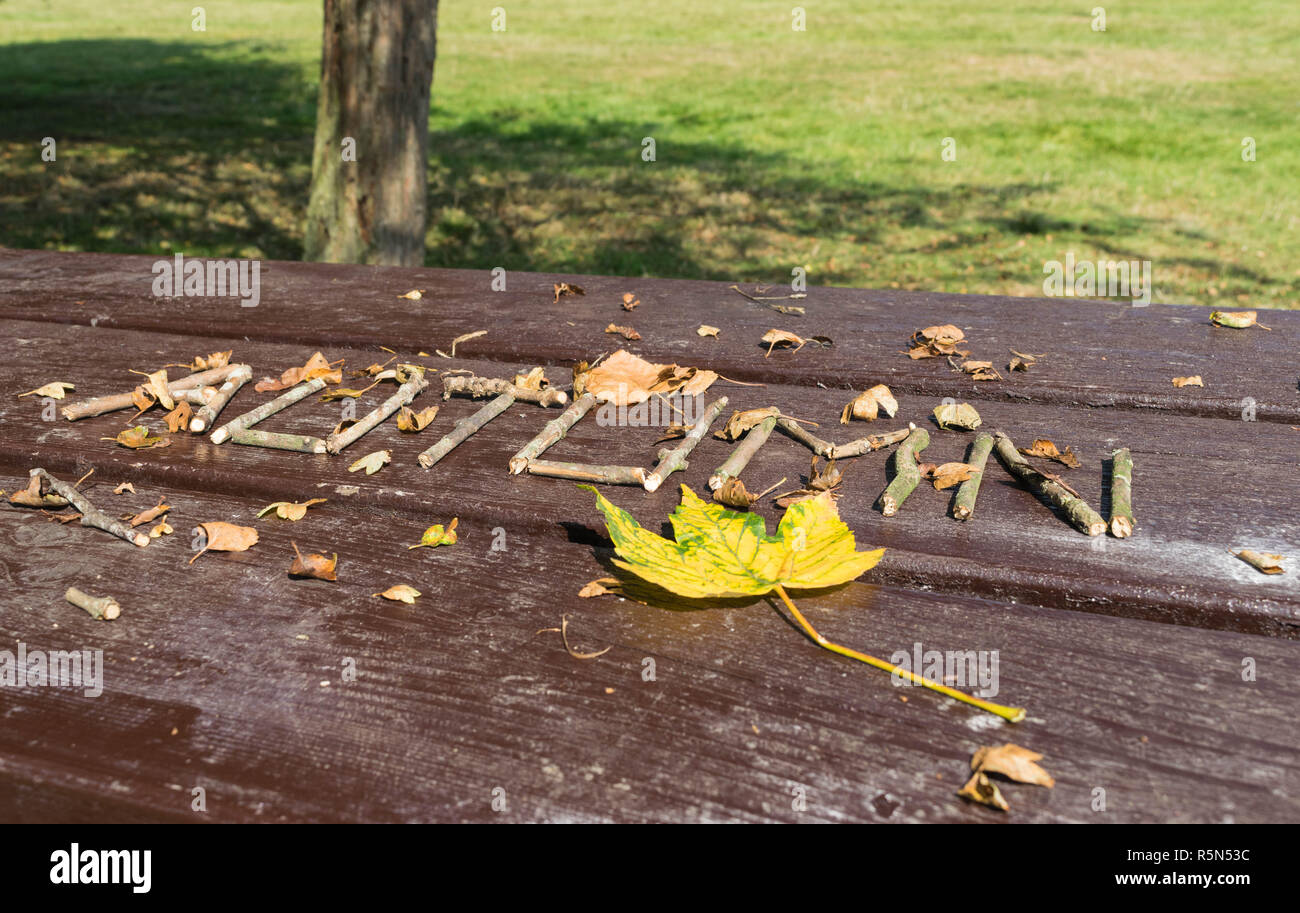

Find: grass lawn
2;0;1296;307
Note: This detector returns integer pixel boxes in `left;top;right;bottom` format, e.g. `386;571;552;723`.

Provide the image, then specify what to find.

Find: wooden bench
1;249;1296;822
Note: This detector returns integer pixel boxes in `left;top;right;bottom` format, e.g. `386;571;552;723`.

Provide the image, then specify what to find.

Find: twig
182;387;217;406
644;396;728;493
31;468;148;547
952;432;994;521
710;415;776;490
527;460;647;486
326;367;429;453
993;432;1105;536
61;364;240;421
229;429;328;454
66;586;121;620
189;365;252;432
1109;447;1135;538
419;392;515;468
509;392;597;474
829;425;912;459
775;417;835;458
210;377;329;444
442;374;568;407
877;427;930;517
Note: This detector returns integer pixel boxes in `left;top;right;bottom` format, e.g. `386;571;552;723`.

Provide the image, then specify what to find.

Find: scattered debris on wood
1210;310;1269;330
697;325;720;338
933;402;982;431
375;584;421;603
18;381;74;399
908;324;969;359
348;450;392;475
409;518;458;550
1018;438;1081;469
189;521;258;563
621;292;640;311
258;499;328;521
553;282;585;303
289;542;337;581
1233;549;1286;575
840;385;898;423
604;323;641;341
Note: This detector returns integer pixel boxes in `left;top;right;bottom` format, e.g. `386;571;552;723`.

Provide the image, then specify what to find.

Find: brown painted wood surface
0;250;1297;823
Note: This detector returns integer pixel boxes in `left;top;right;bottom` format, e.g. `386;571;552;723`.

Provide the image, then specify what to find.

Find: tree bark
304;0;438;266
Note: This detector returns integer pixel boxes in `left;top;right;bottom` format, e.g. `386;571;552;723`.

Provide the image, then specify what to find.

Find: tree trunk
304;0;438;266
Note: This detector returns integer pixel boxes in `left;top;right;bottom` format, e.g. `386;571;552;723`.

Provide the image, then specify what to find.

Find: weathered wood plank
1;477;1296;823
3;320;1296;636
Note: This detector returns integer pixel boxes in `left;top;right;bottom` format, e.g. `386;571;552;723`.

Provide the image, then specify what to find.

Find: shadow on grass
1;36;1233;291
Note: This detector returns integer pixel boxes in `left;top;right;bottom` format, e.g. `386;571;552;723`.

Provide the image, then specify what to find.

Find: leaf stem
771;584;1026;723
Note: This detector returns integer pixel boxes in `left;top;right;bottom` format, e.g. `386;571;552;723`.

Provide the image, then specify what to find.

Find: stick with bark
189;365;253;432
419;392;515;468
527;460;647;486
66;587;121;620
830;426;912;459
61;364;240;421
645;396;728;493
992;432;1106;536
229;429;328;454
326;367;429;453
877;428;930;516
952;432;994;521
710;415;776;490
1109;448;1135;538
210;377;329;444
774;417;835;458
30;468;148;547
182;387;218;406
509;393;597;474
443;374;568;407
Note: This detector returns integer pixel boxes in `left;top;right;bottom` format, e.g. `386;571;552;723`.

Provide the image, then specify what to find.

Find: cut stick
830;426;912;460
61;364;240;421
182;386;218;406
210;376;329;444
326;367;429;453
710;415;776;490
1110;447;1135;538
443;374;568;407
993;432;1106;536
877;427;930;517
189;365;252;432
509;393;597;474
418;392;514;468
952;431;994;521
644;396;729;493
65;586;121;621
775;417;835;458
527;460;647;486
30;468;148;547
229;429;328;454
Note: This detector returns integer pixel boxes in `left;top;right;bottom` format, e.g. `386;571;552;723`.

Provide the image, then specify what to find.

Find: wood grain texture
0;250;1297;823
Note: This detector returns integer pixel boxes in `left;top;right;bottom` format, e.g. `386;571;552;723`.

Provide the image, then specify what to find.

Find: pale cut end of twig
508;457;528;475
953;504;971;521
707;473;727;491
643;473;665;493
1110;516;1133;538
190;417;207;432
132;532;150;547
210;427;228;444
881;496;898;517
418;453;434;469
1085;519;1106;537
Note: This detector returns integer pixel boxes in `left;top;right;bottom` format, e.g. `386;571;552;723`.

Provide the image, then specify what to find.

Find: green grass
2;0;1297;307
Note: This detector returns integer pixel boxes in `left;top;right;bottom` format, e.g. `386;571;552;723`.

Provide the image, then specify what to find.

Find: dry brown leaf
130;369;174;411
18;381;75;399
716;407;781;442
258;498;328;521
9;474;68;508
113;482;136;495
840;385;898;423
553;282;585;303
581;349;718;406
578;578;620;598
513;367;548;390
130;386;155;414
125;497;169;527
957;772;1009;811
621;292;640;311
396;405;440;432
149;520;173;538
773;457;843;506
933;403;982;430
761;328;805;357
560;614;611;660
166;351;231;372
163;401;193;433
1233;549;1286;575
697;325;720;338
1210;310;1269;330
256;352;342;392
289;541;337;581
931;462;978;490
409;517;459;550
1018;438;1081;469
397;289;424;300
103;426;171;450
1172;375;1204;388
956;359;1002;382
653;424;687;444
348;450;391;475
441;330;486;358
605;323;641;341
972;743;1055;787
375;584;421;603
909;325;970;359
189;521;258;564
